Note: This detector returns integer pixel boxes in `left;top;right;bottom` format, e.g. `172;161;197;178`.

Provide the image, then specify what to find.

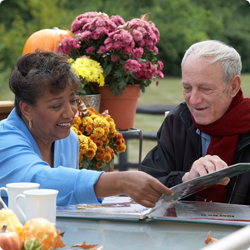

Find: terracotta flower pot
95;85;141;130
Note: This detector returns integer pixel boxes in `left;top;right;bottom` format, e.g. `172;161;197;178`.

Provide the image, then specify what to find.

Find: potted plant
69;57;105;111
71;107;126;171
56;12;164;129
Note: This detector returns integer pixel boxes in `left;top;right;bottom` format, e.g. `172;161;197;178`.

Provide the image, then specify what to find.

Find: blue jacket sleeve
0;110;103;206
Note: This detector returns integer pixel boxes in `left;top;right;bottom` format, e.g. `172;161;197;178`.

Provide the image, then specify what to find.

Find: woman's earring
29;120;32;130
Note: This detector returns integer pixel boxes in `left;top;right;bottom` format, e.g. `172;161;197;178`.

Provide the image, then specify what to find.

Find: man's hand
182;155;230;185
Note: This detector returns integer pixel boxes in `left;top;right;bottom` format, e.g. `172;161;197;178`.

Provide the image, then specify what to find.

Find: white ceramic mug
0;182;40;224
15;189;58;224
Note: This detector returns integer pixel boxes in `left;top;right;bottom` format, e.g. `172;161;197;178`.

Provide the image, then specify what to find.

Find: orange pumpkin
20;218;65;250
0;224;23;250
22;27;69;55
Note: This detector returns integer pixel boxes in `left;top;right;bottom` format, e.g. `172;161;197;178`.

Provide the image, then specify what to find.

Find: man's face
182;55;234;125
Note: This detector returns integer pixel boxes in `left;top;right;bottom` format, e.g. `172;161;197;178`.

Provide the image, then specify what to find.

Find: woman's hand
182;155;230;185
94;171;173;208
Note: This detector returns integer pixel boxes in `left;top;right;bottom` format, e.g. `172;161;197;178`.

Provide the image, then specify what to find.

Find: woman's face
29;84;78;145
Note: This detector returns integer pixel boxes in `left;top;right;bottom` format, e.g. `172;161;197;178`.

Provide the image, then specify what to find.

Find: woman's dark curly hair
9;51;80;117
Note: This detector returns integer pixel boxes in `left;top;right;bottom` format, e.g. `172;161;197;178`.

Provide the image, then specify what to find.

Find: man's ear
230;75;241;97
19;101;32;121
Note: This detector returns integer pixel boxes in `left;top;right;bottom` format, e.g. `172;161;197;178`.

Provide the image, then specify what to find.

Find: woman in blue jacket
0;51;173;207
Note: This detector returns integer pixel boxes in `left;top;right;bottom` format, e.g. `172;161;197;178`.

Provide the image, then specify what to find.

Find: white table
56;217;243;250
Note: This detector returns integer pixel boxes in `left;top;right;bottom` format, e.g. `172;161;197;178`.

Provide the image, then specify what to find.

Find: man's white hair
181;40;242;84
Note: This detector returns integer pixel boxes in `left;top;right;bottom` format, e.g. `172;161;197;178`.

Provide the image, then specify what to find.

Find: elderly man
141;40;250;204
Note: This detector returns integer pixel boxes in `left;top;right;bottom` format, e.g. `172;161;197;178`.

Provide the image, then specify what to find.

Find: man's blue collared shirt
196;129;211;156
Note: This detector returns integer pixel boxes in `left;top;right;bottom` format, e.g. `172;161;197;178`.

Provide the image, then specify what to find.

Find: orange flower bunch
71;107;126;171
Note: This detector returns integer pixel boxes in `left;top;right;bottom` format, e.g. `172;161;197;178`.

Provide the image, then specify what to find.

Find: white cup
15;189;58;224
0;182;40;224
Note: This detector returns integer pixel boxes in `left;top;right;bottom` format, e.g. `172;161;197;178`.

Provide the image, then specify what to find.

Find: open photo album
56;163;250;226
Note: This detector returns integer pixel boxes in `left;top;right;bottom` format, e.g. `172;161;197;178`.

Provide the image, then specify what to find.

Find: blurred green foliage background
1;0;250;98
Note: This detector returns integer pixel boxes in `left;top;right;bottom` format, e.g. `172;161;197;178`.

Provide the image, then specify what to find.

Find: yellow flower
70;57;105;86
90;114;99;121
95;140;103;148
79;154;83;162
89;139;97;151
78;135;89;154
116;144;126;153
93;127;105;139
71;126;78;134
99;74;105;86
90;134;97;141
71;107;126;171
103;152;112;163
85;125;93;135
95;152;103;161
82;116;93;126
71;124;79;131
97;147;104;154
96;162;103;168
79;144;88;155
93;117;109;128
74;116;82;125
101;134;108;142
109;121;116;134
78;134;88;144
86;148;96;160
88;107;99;115
115;138;123;146
103;126;110;134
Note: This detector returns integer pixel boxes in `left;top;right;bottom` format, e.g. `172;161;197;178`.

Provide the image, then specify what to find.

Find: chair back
0;101;14;120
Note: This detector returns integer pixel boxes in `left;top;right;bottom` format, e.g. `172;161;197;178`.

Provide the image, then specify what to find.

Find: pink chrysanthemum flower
71;11;100;34
113;41;123;50
132;29;143;42
105;43;113;51
110;15;126;26
133;48;143;60
153;46;158;54
157;60;164;71
56;12;164;96
157;70;164;79
105;29;135;55
123;46;133;55
124;59;140;72
79;31;91;41
56;37;80;54
137;27;147;36
111;55;119;62
98;46;106;54
86;47;94;54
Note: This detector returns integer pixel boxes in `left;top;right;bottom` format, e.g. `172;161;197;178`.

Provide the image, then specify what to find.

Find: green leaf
23;239;43;250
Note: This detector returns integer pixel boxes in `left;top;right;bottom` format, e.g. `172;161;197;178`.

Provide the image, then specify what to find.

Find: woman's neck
34;135;54;167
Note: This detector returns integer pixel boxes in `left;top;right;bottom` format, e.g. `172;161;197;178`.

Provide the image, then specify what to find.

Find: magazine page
162;163;250;202
148;199;250;226
56;196;150;221
174;201;250;221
